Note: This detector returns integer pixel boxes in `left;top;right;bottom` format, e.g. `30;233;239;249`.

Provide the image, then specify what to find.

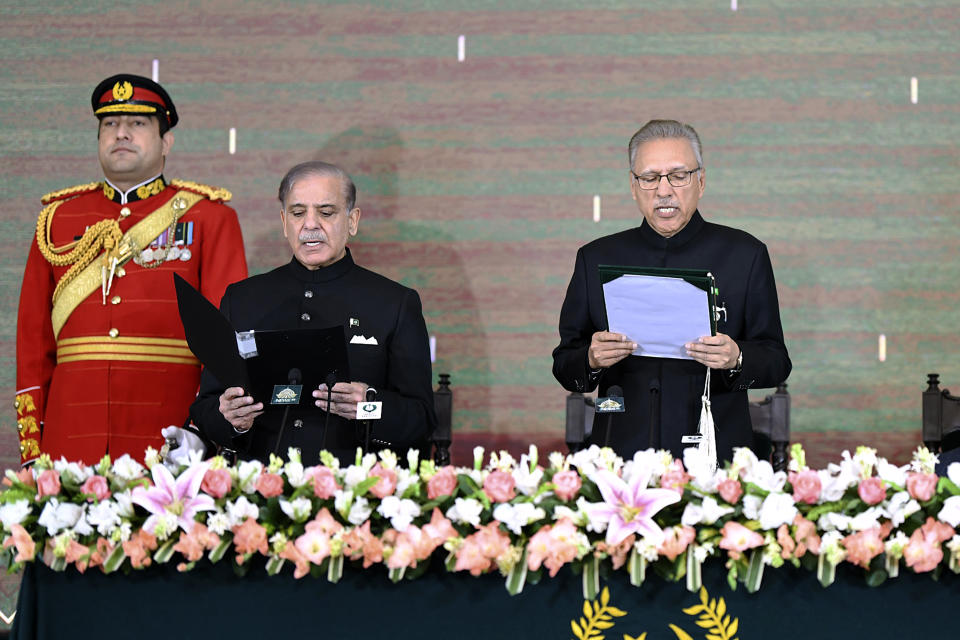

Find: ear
279;208;288;238
348;207;361;237
696;168;705;198
161;131;174;157
629;171;639;202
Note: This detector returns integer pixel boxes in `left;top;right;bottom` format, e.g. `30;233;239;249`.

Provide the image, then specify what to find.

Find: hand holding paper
588;331;637;369
600;267;718;361
685;333;740;370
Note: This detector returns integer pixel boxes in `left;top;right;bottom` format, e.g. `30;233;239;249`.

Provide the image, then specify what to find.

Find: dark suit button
304;290;313;298
293;419;304;429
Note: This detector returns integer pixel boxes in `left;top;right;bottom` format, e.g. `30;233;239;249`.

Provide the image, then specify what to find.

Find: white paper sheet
602;274;711;360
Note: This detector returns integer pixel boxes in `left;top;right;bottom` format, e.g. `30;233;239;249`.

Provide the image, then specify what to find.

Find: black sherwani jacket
552;211;791;463
190;250;436;465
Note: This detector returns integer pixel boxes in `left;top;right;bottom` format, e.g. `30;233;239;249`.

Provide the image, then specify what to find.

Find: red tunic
16;178;248;465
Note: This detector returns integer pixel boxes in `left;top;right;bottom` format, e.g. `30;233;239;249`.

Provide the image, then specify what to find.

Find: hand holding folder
599;265;718;361
173;274;350;411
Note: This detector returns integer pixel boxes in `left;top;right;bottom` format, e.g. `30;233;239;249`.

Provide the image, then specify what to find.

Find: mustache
299;230;326;242
654;200;680;208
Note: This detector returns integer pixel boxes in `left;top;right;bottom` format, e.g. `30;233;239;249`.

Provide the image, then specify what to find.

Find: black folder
174;274;350;410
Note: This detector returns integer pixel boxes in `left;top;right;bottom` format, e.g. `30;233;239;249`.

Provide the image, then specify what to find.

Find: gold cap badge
112;80;133;102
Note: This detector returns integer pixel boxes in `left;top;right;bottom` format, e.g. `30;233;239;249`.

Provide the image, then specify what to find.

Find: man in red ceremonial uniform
15;73;248;465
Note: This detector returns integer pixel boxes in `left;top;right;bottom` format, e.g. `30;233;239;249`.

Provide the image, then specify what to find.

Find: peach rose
36;469;61;498
200;468;232;499
483;470;516;503
310;466;341;500
906;472;938;503
717;478;743;504
81;475;111;502
256;472;285;498
788;469;821;505
427;466;457;500
857;477;886;505
369;463;398;499
552;470;582;502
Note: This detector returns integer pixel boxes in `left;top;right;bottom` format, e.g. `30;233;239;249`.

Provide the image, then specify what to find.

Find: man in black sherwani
190;161;436;465
552;120;791;464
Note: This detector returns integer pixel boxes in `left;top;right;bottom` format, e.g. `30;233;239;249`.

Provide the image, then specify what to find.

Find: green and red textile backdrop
0;0;958;622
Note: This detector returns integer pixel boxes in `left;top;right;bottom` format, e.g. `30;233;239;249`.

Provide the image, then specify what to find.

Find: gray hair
278;161;357;211
627;120;703;171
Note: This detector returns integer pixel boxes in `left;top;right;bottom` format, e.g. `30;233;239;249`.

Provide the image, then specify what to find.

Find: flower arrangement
3;442;960;599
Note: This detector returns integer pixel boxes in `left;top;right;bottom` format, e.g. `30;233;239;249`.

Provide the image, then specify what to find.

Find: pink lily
131;462;215;535
587;468;680;546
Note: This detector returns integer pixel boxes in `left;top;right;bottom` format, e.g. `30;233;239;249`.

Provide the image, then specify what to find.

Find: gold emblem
136;178;165;201
571;585;742;640
171;197;187;212
17;417;39;435
598;398;621;411
19;439;40;459
15;393;36;416
112;80;134;102
276;388;298;400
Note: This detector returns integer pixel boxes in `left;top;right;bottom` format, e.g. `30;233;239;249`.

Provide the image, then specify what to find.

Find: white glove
161;425;207;468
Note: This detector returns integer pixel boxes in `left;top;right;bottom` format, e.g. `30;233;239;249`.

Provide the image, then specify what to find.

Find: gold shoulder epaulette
40;181;102;205
169;179;232;203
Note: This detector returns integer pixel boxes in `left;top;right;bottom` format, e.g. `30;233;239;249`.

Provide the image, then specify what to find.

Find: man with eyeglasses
552;119;791;463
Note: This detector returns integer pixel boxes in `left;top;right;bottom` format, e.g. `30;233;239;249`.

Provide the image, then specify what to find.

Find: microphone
273;368;303;455
602;385;623;448
320;372;337;452
362;387;378;453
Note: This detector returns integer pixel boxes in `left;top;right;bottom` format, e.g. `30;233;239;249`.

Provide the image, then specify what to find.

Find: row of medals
134;242;192;265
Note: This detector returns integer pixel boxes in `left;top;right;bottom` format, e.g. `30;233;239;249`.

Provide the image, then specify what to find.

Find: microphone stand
273;368;302;455
320;372;337;452
648;379;660;449
602;385;623;448
361;387;377;454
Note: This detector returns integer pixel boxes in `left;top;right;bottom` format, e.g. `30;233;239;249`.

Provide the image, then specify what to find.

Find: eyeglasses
631;167;701;190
